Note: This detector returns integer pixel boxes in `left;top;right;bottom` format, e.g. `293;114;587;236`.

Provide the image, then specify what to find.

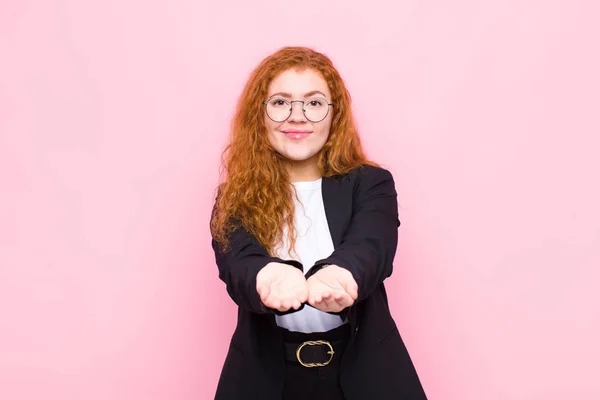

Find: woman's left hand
306;265;358;313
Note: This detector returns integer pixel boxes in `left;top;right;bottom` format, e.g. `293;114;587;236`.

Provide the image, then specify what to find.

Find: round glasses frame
262;98;335;123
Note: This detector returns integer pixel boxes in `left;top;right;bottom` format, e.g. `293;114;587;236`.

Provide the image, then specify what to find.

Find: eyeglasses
262;96;334;123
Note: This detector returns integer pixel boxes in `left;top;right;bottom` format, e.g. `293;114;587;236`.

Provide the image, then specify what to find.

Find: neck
286;158;321;182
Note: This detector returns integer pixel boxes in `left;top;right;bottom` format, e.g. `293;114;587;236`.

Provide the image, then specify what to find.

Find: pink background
1;0;599;399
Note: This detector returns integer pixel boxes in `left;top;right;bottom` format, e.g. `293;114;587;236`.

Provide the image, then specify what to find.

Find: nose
288;100;307;122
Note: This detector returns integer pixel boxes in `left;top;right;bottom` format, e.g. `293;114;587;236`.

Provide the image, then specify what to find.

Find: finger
259;291;269;303
284;298;296;311
258;284;271;302
323;297;342;313
307;286;322;303
292;300;301;310
270;297;281;310
335;294;353;308
312;299;330;312
308;294;322;306
343;281;359;300
321;291;331;299
298;290;308;304
333;292;345;301
333;291;347;301
321;294;349;313
318;296;333;311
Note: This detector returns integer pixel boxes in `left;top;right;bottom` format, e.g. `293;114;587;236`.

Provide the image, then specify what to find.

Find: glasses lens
303;97;329;122
266;97;291;122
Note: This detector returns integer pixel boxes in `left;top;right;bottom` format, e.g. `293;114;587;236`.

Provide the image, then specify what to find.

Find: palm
256;263;308;312
307;266;358;313
311;275;345;293
268;275;304;299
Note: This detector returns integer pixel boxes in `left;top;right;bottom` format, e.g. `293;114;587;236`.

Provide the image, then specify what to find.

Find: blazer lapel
322;175;353;249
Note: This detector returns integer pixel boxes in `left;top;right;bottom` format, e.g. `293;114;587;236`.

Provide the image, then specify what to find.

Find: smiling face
264;68;333;179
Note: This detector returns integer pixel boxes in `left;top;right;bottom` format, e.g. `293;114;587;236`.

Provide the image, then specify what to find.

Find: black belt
283;338;348;367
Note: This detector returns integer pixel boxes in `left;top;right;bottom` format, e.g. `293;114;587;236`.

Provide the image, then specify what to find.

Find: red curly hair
211;46;377;255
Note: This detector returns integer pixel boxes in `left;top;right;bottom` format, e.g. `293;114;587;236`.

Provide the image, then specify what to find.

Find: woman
210;46;427;400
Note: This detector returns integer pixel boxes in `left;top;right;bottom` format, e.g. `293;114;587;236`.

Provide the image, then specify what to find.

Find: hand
256;262;308;312
307;265;358;313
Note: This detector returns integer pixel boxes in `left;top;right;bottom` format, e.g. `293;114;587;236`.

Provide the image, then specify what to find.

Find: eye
269;98;289;107
306;98;326;107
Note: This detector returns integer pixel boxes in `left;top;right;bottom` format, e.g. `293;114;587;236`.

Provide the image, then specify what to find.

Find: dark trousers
281;324;349;400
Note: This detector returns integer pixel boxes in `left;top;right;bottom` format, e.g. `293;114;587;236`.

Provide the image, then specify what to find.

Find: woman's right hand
256;262;308;312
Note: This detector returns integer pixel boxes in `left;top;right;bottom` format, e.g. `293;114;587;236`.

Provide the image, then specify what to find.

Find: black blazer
211;165;427;400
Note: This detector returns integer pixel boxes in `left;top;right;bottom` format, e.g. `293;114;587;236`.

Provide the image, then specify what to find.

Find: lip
281;129;312;134
281;129;312;140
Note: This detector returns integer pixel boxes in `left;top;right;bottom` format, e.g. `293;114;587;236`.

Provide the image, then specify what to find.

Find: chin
282;150;319;162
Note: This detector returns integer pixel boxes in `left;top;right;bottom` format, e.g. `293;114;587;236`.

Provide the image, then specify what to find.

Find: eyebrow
268;90;328;99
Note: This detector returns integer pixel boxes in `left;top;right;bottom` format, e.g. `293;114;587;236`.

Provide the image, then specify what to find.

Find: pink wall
1;0;599;399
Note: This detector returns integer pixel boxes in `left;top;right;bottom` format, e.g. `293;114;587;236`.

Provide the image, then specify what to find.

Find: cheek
315;121;332;143
265;120;280;146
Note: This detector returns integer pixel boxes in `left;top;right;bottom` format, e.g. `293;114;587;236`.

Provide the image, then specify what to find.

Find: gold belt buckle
296;340;335;368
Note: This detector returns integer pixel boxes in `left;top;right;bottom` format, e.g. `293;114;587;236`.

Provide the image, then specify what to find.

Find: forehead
268;68;331;97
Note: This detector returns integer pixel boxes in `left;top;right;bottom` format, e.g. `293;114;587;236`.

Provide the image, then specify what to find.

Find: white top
274;178;346;333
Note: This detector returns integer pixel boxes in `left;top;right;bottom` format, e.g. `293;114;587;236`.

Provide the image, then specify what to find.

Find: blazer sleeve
306;166;400;303
211;217;304;315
